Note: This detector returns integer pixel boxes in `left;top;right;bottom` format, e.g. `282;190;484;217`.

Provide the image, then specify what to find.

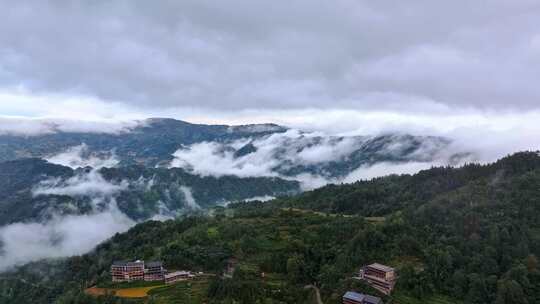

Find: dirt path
304;285;323;304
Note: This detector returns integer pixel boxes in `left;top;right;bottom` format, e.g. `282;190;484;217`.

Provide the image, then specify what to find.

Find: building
343;291;382;304
357;263;396;295
223;258;238;278
111;260;166;283
144;261;165;281
111;260;145;282
164;271;195;284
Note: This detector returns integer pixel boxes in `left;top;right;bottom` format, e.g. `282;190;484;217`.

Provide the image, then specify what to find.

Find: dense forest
0;152;539;303
0;158;299;224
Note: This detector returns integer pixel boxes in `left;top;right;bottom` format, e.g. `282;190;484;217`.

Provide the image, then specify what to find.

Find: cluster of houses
111;260;195;285
111;260;396;303
343;262;397;304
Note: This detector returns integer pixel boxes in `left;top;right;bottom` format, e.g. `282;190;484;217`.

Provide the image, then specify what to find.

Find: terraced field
392;292;461;304
147;279;210;304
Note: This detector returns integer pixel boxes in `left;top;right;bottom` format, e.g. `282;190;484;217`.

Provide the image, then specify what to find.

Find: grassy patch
391;291;461;304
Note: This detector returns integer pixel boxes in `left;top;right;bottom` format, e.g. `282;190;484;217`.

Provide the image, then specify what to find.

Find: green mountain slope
1;152;539;304
0;158;300;225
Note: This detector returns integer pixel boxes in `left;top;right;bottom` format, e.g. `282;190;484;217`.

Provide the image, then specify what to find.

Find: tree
286;255;306;284
467;274;488;304
496;279;528;304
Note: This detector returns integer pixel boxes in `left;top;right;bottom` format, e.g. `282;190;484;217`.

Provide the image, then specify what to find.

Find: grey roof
364;294;382;304
343;291;365;302
368;263;394;272
112;260;144;267
343;291;382;304
146;261;163;268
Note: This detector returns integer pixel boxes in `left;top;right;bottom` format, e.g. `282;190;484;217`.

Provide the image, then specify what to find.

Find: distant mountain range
0;118;287;166
0;118;473;181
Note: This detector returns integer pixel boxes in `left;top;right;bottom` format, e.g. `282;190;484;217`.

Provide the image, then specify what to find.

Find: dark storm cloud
1;0;540;111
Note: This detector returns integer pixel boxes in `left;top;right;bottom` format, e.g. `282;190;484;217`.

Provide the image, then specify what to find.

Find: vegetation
0;152;539;303
0;118;287;166
0;158;299;224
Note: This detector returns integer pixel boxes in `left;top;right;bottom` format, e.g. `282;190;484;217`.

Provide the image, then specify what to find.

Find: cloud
169;129;464;189
342;162;439;183
0;114;141;136
150;200;178;221
0;168;136;271
179;186;201;210
170;129;365;178
1;1;539;114
33;170;127;198
0;206;134;271
242;195;275;202
45;144;119;169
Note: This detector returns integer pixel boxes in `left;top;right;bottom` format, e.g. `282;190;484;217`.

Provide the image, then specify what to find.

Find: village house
343;291;382;304
164;271;195;284
144;261;166;281
111;260;166;283
223;257;238;278
356;263;396;295
111;260;145;282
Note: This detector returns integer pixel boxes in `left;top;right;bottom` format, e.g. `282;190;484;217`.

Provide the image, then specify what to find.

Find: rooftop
364;294;383;304
164;271;190;279
343;291;365;302
343;291;382;304
112;260;146;267
367;263;394;272
146;261;163;268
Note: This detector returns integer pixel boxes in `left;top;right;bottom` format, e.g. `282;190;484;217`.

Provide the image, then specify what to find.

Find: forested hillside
0;152;539;304
0;118;287;165
0;158;300;224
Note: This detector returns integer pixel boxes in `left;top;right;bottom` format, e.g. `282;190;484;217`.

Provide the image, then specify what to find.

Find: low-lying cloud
342;162;440;183
179;186;201;210
0;115;142;136
45;144;119;169
0;169;136;271
0;167;215;271
169;129;464;188
170;129;368;178
33;170;127;198
0;206;134;271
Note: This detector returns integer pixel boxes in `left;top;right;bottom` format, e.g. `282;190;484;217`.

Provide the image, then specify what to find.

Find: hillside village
92;259;397;304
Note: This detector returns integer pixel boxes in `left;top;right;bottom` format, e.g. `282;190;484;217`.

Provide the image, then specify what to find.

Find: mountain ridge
0;118;470;179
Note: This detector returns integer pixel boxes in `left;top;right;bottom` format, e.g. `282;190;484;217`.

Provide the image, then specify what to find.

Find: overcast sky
1;1;540;132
